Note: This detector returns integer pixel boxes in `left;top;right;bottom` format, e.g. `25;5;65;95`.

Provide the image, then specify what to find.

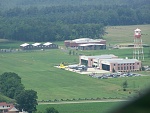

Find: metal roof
9;107;19;111
101;58;140;63
32;43;41;46
134;28;141;31
71;38;105;43
81;54;118;59
43;42;52;46
79;43;105;46
20;43;29;47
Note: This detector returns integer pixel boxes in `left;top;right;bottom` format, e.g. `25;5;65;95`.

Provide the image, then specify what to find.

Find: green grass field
104;24;150;45
37;101;124;113
0;49;150;101
0;24;150;112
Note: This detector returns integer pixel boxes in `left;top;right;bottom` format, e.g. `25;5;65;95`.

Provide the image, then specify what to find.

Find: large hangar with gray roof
64;38;106;50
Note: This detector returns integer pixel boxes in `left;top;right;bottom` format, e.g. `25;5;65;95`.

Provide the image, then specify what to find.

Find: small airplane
59;63;68;69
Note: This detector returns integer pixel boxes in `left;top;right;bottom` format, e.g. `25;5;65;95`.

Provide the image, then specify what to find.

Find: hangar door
102;64;110;71
81;59;88;66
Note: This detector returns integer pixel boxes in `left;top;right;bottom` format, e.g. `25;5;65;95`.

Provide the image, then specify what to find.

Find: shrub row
38;96;133;103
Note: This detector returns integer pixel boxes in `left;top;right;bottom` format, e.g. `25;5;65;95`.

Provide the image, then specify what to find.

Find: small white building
20;43;31;50
20;42;58;50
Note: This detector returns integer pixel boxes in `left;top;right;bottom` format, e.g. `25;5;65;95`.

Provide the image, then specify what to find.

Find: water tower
133;28;144;60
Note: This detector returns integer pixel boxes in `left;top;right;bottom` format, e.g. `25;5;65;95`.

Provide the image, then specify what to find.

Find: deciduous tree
16;90;38;113
122;80;128;91
46;107;59;113
0;72;24;99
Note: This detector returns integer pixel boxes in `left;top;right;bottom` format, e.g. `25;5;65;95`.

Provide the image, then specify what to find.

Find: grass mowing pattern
0;24;150;112
0;49;150;101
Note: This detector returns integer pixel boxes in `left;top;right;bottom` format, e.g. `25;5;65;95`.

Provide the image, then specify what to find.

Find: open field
0;49;150;101
104;24;150;45
0;24;150;112
0;39;23;49
37;101;124;113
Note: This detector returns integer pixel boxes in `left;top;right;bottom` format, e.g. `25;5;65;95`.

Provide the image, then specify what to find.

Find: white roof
20;43;29;47
32;43;41;46
79;43;104;47
134;28;141;32
71;38;105;43
72;38;90;42
81;54;118;59
101;58;140;63
9;107;19;111
43;42;52;46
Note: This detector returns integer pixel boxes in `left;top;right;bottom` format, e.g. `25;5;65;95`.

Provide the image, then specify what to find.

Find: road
38;99;128;105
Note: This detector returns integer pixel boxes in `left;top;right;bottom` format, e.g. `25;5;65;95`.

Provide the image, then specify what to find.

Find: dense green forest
0;0;150;41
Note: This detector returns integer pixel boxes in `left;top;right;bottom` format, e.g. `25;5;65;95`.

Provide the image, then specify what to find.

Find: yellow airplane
59;63;67;69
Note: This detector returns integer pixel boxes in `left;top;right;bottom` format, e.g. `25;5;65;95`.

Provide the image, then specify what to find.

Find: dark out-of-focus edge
108;87;150;113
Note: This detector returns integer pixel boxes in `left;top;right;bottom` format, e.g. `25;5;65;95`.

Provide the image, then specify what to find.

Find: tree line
0;72;59;113
1;0;149;10
0;17;105;41
0;1;149;42
0;72;38;113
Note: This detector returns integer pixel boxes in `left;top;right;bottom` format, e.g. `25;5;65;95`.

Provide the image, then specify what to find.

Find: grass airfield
0;49;150;101
37;101;124;113
0;24;150;112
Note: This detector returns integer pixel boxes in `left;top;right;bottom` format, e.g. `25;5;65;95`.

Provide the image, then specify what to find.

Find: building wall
8;111;19;113
109;62;141;72
78;45;106;50
88;58;93;67
20;45;33;50
80;55;141;72
0;102;18;113
70;42;78;47
95;40;106;45
43;44;58;49
64;40;71;47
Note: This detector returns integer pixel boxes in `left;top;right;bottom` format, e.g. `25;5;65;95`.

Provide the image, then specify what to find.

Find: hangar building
64;38;106;50
79;54;141;72
20;42;58;50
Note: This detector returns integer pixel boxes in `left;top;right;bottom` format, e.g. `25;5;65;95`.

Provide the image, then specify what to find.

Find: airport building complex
64;38;106;50
79;54;141;72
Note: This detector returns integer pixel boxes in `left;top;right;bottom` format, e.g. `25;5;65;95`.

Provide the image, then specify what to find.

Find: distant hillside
0;0;149;42
0;0;150;10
